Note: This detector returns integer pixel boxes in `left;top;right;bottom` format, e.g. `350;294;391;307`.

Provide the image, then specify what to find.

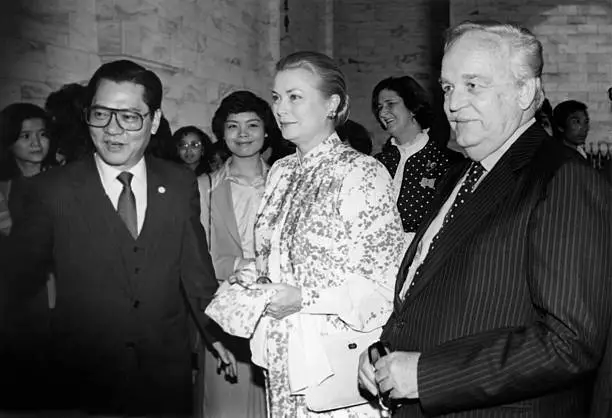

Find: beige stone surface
2;0;608;150
0;0;280;137
451;0;612;146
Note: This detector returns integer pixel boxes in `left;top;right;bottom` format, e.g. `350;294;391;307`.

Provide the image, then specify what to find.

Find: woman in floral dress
252;51;405;417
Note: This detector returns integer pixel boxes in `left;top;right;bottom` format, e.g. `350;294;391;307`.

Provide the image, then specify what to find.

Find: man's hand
358;349;379;397
211;341;237;380
253;283;302;320
374;351;421;399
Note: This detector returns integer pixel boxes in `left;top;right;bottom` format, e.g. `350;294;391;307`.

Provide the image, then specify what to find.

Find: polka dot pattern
375;139;459;233
427;161;485;254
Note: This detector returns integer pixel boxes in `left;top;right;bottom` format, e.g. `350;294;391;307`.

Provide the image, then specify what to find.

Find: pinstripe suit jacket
381;123;612;418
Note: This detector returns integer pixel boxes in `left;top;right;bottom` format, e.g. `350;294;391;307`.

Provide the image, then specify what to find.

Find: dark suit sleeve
179;175;221;344
417;161;612;415
0;177;53;307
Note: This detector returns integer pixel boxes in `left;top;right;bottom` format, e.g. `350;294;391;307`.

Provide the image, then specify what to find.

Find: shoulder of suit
147;156;195;185
530;137;608;190
29;158;85;188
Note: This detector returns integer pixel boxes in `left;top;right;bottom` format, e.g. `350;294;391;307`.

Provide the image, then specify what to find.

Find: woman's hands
254;283;302;319
211;341;237;381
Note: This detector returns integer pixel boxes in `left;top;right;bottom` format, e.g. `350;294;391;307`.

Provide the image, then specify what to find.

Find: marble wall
0;0;100;109
96;0;281;133
451;0;612;146
333;0;450;152
1;0;281;136
3;1;610;149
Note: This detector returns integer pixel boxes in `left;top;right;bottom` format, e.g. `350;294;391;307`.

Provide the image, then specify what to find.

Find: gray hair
445;21;544;108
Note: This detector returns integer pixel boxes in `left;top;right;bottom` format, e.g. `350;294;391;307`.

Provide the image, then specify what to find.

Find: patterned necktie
117;172;138;239
402;161;486;299
430;161;486;248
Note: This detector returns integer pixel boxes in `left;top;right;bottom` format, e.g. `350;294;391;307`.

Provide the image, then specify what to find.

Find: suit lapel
393;161;468;307
137;156;169;247
71;155;135;295
72;155;126;240
211;178;241;247
400;124;547;308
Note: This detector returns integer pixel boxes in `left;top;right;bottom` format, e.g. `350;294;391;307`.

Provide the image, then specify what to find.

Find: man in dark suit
359;21;611;417
0;60;234;416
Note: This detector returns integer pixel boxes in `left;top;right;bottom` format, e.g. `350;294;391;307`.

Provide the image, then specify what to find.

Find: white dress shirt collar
390;128;430;155
94;153;147;186
94;153;148;234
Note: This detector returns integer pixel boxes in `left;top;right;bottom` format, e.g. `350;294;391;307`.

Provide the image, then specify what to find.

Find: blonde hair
276;51;350;127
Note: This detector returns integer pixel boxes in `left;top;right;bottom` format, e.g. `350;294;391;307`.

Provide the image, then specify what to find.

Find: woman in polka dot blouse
372;76;463;235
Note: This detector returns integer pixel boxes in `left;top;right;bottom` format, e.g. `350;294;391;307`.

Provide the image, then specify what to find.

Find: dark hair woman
372;75;463;234
172;125;216;176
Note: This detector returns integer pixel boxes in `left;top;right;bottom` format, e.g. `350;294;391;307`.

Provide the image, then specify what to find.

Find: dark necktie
117;172;138;239
439;161;485;230
402;161;486;299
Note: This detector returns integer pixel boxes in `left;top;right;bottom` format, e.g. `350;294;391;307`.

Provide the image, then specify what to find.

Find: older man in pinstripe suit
359;21;612;418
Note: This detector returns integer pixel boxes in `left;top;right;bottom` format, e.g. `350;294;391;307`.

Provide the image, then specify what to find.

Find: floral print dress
254;133;405;417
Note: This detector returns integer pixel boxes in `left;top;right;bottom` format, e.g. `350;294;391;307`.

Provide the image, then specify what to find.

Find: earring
327;111;337;119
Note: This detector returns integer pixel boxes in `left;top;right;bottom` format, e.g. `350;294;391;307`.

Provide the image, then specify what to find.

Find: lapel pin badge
158;186;166;194
420;177;436;189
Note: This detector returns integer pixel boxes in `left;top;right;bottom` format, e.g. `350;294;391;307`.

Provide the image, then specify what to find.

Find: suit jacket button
125;342;135;349
134;267;140;274
133;246;139;253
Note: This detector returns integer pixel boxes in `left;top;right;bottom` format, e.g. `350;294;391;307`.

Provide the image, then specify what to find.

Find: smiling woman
196;90;278;418
372;76;462;234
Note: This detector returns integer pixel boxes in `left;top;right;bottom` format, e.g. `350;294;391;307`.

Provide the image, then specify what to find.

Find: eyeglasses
178;142;203;150
85;106;151;132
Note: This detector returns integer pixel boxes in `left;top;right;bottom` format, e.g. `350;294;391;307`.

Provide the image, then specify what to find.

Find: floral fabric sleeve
300;157;404;331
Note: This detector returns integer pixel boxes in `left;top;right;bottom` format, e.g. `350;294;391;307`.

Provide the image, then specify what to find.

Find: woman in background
172;125;217;175
197;90;279;418
0;102;55;235
372;76;461;236
0;102;56;403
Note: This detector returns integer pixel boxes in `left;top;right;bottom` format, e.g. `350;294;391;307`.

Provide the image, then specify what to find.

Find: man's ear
518;77;538;111
151;109;162;135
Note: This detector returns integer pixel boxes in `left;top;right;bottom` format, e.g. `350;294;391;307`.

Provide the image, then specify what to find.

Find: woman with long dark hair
0;102;56;235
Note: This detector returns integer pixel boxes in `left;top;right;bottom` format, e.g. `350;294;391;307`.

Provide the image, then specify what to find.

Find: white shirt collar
480;118;535;172
390;128;430;154
94;153;147;186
